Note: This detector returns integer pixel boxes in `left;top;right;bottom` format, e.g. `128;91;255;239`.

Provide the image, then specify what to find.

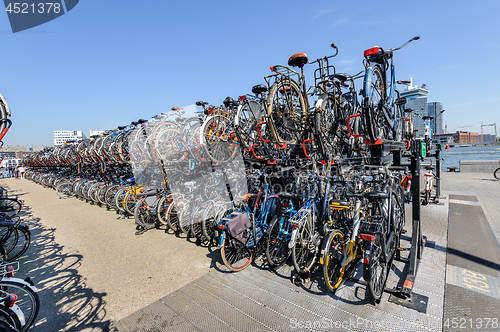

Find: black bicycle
494;162;500;180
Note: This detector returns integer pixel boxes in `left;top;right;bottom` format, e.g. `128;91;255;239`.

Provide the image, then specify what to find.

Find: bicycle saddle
171;107;184;111
223;97;237;108
196;101;207;106
364;191;388;200
425;166;434;170
332;73;347;82
329;199;350;210
288;52;308;68
252;84;268;95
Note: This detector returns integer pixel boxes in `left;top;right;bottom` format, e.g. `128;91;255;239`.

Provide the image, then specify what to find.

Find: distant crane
481;122;497;142
458;122;497;142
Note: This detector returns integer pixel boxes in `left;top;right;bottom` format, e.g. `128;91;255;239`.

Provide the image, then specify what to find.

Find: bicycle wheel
123;191;138;215
0;225;18;257
363;65;388;142
0;280;39;331
190;203;206;241
220;236;253;272
265;215;291;267
154;128;185;163
291;213;319;274
364;233;388;301
177;201;193;235
234;99;265;150
5;225;30;262
156;195;173;227
55;182;74;199
113;186;130;212
314;94;340;159
165;199;180;232
201;201;218;241
266;79;306;145
0;305;21;332
200;115;239;163
0;200;22;218
494;167;500;180
134;200;157;229
322;229;346;293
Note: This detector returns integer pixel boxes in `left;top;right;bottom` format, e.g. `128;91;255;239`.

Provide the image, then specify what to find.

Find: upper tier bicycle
362;36;420;143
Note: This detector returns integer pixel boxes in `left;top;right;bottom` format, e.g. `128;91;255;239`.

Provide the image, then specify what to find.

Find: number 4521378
6;3;61;14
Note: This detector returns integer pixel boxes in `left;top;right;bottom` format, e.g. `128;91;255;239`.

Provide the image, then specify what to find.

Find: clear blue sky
1;0;499;147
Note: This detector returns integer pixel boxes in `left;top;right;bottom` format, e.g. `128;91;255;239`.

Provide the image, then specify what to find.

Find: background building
427;102;444;135
90;129;105;137
401;81;429;138
53;130;86;146
454;131;479;143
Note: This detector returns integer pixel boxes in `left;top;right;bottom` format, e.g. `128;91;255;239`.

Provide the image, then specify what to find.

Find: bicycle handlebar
392;36;420;52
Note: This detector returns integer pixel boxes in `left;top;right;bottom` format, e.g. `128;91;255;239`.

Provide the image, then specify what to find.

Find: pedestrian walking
19;165;26;179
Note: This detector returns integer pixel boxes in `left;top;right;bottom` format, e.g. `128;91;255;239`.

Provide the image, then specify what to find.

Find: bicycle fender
363;66;374;100
217;230;225;249
319;234;332;265
2;277;38;293
288;228;298;249
10;304;25;327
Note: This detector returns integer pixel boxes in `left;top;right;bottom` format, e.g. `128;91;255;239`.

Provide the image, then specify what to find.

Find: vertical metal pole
435;148;441;201
402;139;422;297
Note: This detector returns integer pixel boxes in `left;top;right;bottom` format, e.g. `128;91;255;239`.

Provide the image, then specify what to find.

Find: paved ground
440;172;500;246
1;171;500;331
0;178;216;332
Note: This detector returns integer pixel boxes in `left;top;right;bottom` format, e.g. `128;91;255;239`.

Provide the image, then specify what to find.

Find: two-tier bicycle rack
336;138;429;311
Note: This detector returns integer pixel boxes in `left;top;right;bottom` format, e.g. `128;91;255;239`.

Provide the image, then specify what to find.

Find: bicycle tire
0;225;18;257
190;203;206;241
314;94;340;159
156;195;173;227
0;200;22;218
0;280;39;331
154;128;185;163
165;199;180;232
200;115;239;163
363;65;387;142
322;229;345;293
201;201;218;241
134;200;157;229
266;79;306;145
364;233;388;301
291;213;319;274
177;201;192;235
494;167;500;180
234;99;265;150
265;215;291;267
0;305;21;332
55;181;74;199
114;186;130;212
5;225;30;262
220;236;253;272
104;184;120;208
123;191;138;215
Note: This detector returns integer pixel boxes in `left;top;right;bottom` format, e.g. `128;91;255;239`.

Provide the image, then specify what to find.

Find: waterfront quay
1;171;499;332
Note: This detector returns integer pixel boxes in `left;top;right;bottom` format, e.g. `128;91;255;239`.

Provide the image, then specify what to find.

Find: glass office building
428;102;444;135
401;85;430;138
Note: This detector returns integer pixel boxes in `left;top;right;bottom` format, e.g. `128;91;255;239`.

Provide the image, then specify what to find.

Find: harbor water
439;145;500;170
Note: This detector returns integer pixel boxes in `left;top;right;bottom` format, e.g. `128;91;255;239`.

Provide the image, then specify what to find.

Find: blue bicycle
362;36;420;143
216;174;279;272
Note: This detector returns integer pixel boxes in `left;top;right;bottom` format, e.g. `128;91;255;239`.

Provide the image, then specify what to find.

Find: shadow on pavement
8;186;111;331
